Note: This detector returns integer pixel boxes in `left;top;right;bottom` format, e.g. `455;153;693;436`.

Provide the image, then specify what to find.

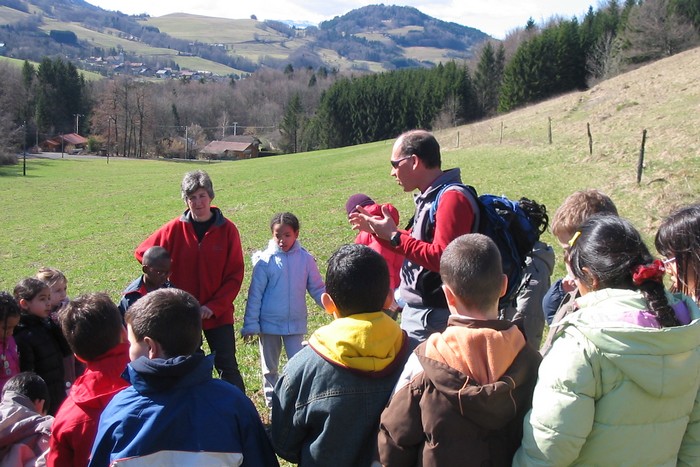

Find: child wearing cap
346;194;405;313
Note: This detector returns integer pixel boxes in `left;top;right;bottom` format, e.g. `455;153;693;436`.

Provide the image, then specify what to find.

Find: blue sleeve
542;279;565;325
305;256;325;308
242;260;268;336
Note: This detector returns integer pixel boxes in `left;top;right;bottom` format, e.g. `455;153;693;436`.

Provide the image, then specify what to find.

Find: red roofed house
41;133;88;152
199;136;259;160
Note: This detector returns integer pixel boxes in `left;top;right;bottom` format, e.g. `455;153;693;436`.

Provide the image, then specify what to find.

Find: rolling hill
0;0;489;75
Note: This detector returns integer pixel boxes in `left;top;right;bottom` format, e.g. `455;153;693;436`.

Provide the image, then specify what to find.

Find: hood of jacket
179;206;226;227
309;311;407;375
562;288;700;398
71;343;130;411
363;203;400;224
123;352;213;395
415;316;539;430
0;391;53;449
252;237;301;266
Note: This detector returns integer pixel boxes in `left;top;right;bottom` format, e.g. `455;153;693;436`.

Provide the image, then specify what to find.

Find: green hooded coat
514;288;700;467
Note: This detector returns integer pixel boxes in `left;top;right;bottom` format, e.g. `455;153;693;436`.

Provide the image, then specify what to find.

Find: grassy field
1;47;698;461
0;56;104;81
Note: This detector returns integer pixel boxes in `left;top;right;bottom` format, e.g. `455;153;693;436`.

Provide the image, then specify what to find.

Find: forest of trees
1;0;698;162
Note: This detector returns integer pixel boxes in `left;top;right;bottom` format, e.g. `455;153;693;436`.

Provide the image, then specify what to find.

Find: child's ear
499;274;508;298
382;289;394;310
442;284;458;307
143;336;164;359
33;399;46;415
321;293;340;319
18;298;28;310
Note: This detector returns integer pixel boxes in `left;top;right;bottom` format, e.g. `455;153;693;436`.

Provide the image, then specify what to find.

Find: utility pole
73;114;84;134
107;118;111;158
185;125;189;159
22;121;26;176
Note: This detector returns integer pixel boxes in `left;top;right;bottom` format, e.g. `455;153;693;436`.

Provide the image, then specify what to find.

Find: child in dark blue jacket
90;288;278;467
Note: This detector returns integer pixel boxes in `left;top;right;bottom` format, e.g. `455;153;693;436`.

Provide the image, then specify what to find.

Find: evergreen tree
35;58;88;135
280;93;303;153
474;42;499;115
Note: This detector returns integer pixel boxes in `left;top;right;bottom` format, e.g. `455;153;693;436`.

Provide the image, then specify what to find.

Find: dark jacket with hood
89;353;278;467
377;316;541;466
14;313;67;415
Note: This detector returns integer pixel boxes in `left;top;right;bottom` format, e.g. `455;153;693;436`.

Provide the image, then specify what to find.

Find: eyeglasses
390;154;413;169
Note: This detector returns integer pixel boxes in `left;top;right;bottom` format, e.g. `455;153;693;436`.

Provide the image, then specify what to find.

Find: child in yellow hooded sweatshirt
271;244;410;467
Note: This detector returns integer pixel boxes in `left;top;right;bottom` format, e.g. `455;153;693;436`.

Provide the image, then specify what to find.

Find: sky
85;0;598;39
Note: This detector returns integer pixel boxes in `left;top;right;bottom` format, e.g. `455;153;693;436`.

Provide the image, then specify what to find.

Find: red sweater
47;343;130;467
135;207;245;330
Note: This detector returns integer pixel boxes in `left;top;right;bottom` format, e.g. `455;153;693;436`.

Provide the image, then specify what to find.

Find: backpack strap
429;183;481;232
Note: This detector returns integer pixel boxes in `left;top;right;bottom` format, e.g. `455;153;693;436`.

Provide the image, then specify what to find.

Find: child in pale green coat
514;215;700;466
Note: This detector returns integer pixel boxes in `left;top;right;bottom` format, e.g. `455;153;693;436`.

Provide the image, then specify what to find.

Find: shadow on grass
0;160;56;177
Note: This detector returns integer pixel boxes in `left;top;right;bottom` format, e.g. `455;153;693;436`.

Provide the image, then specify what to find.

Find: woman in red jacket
135;170;245;391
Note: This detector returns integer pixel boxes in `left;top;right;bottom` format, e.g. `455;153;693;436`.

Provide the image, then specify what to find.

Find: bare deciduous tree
622;0;699;63
586;31;624;85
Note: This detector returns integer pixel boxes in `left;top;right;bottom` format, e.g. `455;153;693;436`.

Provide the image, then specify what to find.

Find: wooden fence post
587;122;593;156
499;121;503;144
548;117;552;144
637;129;647;184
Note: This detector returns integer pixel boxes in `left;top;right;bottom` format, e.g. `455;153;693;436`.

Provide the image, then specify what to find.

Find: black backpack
428;183;548;308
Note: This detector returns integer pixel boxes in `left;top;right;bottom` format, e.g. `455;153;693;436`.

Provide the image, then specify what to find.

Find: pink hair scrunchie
632;259;666;286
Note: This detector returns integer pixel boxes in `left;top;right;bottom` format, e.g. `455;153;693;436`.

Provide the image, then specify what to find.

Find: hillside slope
434;46;699;231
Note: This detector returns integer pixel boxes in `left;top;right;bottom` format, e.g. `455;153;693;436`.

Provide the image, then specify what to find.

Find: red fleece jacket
48;343;130;467
135;207;244;330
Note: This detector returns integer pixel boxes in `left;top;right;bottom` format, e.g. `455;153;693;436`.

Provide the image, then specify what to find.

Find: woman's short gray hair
181;170;215;200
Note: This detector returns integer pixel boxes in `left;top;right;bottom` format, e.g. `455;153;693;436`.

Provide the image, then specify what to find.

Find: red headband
632;260;666;286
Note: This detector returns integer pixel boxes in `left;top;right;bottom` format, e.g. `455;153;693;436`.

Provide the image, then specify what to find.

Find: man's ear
141;265;149;275
321;293;340;319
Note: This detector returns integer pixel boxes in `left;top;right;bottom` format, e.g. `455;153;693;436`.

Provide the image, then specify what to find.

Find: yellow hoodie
309;311;405;373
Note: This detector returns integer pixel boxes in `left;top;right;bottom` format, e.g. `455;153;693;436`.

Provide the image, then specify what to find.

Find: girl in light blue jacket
514;215;700;466
242;212;324;407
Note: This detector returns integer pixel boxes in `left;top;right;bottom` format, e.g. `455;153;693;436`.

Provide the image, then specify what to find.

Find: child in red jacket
48;293;129;467
346;194;405;315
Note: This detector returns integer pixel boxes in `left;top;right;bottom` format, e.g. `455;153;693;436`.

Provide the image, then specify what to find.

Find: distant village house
199;135;260;160
40;133;88;153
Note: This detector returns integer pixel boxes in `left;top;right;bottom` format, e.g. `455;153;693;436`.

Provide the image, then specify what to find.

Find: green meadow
1;48;698;425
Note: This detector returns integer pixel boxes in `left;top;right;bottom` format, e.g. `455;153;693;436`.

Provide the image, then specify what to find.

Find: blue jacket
89;354;278;466
242;239;324;336
117;275;173;318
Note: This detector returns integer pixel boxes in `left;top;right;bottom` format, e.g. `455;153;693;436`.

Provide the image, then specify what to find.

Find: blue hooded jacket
89;353;278;466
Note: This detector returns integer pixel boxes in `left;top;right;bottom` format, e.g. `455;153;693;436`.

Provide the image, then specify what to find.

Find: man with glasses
349;130;476;345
